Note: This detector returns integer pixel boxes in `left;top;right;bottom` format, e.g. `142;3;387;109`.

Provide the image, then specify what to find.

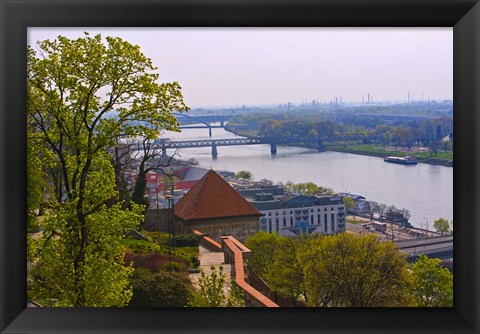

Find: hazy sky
28;28;452;108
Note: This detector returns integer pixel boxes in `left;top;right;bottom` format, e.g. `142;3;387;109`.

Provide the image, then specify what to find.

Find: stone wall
185;216;259;243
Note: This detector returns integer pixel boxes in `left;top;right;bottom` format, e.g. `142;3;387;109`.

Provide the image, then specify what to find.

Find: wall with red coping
192;230;222;252
221;236;279;307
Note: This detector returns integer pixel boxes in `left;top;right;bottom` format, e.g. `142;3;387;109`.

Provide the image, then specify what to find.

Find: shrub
129;268;192;307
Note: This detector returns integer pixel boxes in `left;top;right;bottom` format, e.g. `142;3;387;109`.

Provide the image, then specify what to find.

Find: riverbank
326;144;453;167
226;128;453;168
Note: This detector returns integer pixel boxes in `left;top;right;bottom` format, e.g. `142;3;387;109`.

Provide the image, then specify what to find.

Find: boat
384;155;417;165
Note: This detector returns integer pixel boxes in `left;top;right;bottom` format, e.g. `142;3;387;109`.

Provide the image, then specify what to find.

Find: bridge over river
154;134;375;158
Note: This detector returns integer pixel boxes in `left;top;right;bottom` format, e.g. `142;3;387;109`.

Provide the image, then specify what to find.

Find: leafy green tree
236;170;253;180
299;233;413;307
265;236;308;306
383;131;392;149
433;217;450;235
244;232;283;278
129;268;192;307
27;33;188;306
411;255;453;307
343;197;356;217
27;126;47;231
189;266;244;307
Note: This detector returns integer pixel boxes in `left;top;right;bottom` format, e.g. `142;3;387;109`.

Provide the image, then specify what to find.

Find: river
162;125;453;229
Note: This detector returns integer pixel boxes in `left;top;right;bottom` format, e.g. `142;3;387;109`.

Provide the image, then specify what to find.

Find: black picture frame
1;0;479;333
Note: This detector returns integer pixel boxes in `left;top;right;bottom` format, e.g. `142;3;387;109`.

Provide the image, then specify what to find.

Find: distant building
174;170;262;242
245;192;346;237
338;192;369;215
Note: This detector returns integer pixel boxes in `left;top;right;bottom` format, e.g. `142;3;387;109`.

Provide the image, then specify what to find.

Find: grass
120;238;162;254
327;143;453;163
122;231;200;267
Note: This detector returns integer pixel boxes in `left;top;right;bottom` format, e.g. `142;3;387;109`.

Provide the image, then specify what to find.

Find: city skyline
28;27;453;108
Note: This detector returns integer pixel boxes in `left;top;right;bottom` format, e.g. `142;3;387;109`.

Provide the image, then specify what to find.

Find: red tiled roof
156;180;198;192
175;170;262;221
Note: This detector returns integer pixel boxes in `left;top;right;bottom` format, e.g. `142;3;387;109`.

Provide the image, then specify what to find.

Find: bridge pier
212;144;218;159
220;120;224;127
270;144;277;155
161;146;168;157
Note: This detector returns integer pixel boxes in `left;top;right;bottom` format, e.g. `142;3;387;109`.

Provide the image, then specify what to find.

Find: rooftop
175;170;262;222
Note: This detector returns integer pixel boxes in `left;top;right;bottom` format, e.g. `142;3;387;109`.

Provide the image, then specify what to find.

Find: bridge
395;235;453;262
154;134;374;158
174;113;232;137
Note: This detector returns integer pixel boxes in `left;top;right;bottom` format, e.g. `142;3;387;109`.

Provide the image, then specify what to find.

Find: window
324;214;328;232
283;217;287;228
310;216;314;225
331;213;335;230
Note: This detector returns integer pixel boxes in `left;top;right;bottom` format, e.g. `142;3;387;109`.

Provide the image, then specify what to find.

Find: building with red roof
175;170;262;242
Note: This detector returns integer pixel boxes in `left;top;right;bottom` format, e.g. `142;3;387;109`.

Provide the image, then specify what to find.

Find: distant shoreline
326;146;453;167
225;128;453;168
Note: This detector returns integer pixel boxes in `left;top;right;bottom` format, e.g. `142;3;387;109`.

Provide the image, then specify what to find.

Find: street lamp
423;217;429;238
164;174;176;275
165;192;173;274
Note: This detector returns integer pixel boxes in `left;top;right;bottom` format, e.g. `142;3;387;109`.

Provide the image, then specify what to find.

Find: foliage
27;33;188;306
247;232;413;307
286;182;333;196
174;233;202;247
265;236;308;306
433;217;450;235
29;199;142;306
299;233;413;307
124;251;189;272
236;170;253;180
342;197;356;214
129;268;192;307
244;232;284;278
27;126;47;231
410;255;453;307
189;266;244;307
120;238;162;254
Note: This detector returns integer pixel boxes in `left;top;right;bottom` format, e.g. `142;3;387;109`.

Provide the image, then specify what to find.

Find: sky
28;28;452;108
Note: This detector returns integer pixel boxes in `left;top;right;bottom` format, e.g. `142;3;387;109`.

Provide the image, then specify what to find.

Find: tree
411;255;453;307
377;203;387;222
265;236;308;306
343;197;356;217
433;217;450;235
299;233;413;307
27;34;188;306
189;266;244;307
365;201;378;220
383;131;392;149
236;170;253;180
244;232;283;278
27;126;47;231
129;268;192;307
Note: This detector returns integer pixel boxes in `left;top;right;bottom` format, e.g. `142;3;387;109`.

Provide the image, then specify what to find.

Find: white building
243;192;346;237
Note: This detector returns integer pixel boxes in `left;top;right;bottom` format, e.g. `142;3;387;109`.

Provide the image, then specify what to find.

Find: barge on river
384;155;417;165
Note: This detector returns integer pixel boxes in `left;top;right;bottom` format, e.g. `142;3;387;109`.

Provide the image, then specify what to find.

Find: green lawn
327;144;453;162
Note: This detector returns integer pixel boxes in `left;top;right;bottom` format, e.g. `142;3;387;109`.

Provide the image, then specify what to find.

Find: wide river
163;125;453;229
